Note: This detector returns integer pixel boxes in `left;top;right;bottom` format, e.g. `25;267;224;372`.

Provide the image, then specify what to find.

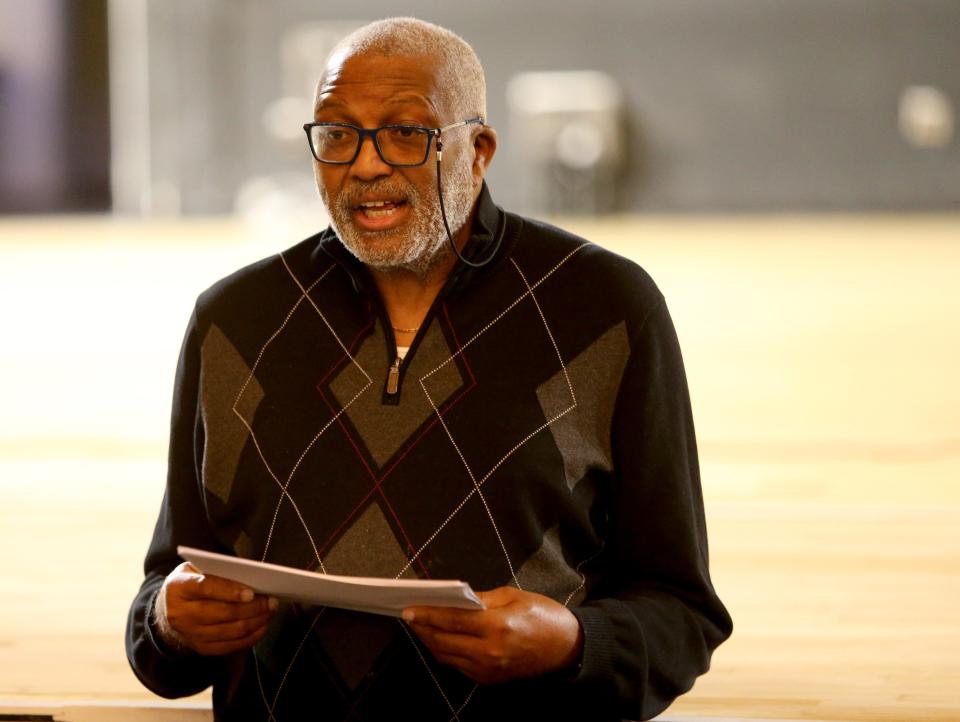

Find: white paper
178;546;484;617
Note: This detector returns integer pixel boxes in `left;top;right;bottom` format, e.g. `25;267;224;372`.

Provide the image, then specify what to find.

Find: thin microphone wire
436;139;505;269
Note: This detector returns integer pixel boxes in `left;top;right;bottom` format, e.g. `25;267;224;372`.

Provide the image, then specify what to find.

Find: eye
385;126;426;145
318;126;355;145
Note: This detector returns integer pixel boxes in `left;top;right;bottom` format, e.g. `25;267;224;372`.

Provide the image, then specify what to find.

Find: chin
338;226;446;277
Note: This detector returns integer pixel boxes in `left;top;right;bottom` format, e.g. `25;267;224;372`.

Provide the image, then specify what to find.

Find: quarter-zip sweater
126;184;732;721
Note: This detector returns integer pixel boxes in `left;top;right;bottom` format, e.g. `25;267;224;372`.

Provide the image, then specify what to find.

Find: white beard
321;156;475;278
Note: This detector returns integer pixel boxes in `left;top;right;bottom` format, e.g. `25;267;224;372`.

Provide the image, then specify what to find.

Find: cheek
312;164;325;199
413;171;434;200
315;163;345;198
393;168;430;204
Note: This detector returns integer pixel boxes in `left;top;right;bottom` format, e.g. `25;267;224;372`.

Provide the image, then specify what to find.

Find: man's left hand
402;586;584;685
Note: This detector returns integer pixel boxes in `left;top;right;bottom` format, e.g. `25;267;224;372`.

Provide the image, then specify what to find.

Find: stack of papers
178;546;484;617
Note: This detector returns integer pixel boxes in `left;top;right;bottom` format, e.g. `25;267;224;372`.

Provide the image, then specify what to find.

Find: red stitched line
309;307;480;579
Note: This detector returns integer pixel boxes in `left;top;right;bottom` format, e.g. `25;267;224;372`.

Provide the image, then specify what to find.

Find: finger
474;586;523;609
192;622;270;656
430;650;478;673
402;606;485;636
408;626;510;685
423;648;502;686
167;597;278;642
411;626;488;660
410;629;480;672
188;613;274;644
173;595;278;625
181;573;258;603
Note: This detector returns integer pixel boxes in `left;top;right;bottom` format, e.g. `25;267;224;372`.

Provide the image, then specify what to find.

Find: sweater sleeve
568;298;733;721
125;306;222;697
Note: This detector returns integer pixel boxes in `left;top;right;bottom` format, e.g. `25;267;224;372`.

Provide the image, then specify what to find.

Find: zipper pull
386;357;401;395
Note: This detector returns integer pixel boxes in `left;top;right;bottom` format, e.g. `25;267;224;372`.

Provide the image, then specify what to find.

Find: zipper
386;356;401;396
373;208;510;404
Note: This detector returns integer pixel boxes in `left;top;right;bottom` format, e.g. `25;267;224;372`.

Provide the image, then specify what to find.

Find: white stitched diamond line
269;609;325;716
480;405;577;485
234;268;330;409
232;263;332;568
395;482;475;579
256;255;374;567
260;377;370;569
254;651;279;722
399;402;576;581
397;247;583;579
282;253;371;383
420;378;519;588
421;243;586;380
563;547;604;607
450;683;478;722
400;620;459;720
510;258;576;408
242;429;325;569
397;404;575;578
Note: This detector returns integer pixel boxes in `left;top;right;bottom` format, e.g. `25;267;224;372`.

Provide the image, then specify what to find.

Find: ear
471;125;497;186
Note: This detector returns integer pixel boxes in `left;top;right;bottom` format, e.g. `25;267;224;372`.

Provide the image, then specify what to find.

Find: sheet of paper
178;546;484;617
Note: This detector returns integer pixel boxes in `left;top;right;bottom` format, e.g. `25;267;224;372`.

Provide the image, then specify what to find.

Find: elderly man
127;17;731;722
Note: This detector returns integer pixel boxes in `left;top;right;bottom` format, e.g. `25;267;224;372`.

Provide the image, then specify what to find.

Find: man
127;17;731;722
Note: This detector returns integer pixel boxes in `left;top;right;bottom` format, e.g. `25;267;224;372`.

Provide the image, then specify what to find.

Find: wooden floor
1;214;958;721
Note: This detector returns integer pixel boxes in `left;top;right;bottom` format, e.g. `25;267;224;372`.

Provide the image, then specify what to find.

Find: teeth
363;206;397;218
358;200;402;218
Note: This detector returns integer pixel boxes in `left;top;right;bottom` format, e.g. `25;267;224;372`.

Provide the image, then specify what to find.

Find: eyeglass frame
302;117;485;167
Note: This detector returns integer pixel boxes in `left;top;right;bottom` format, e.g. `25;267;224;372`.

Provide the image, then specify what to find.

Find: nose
350;135;393;181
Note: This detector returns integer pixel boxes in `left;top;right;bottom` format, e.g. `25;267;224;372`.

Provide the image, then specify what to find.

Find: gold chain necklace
392;326;419;334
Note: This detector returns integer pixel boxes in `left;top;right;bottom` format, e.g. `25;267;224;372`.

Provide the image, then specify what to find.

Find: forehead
315;50;446;119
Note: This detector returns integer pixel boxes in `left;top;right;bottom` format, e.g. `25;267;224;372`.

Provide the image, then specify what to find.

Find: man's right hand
155;561;278;656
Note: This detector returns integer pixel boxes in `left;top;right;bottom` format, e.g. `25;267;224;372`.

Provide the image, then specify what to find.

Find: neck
367;243;451;341
369;203;477;336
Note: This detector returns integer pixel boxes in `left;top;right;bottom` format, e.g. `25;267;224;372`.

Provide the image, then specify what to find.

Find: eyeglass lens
310;126;430;165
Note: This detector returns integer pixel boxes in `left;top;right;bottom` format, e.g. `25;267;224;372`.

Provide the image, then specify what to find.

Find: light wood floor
1;215;958;721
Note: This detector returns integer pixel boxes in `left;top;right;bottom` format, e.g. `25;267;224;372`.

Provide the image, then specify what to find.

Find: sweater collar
309;181;507;297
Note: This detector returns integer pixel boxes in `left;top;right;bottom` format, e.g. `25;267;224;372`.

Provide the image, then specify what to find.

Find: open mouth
348;197;412;232
356;199;407;218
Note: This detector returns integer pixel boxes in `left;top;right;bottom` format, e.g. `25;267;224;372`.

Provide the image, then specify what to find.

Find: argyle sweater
126;185;732;721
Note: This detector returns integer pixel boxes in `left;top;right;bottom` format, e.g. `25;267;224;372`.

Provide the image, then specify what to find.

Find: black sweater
126;186;731;721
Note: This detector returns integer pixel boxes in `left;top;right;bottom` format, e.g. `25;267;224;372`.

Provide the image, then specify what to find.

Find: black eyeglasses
303;117;484;167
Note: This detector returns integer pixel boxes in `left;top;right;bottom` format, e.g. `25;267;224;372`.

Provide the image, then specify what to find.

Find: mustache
337;180;421;209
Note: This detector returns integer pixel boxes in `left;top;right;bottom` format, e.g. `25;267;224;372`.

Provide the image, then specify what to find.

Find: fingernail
268;596;279;611
240;588;254;602
401;609;415;622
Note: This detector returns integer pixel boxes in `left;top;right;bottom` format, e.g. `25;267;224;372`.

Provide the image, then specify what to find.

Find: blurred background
0;1;957;721
4;0;960;218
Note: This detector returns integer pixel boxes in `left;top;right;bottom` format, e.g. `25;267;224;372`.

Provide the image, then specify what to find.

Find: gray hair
324;17;487;121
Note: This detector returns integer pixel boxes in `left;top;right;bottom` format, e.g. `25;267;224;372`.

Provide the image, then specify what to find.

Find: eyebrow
314;97;345;114
385;94;432;106
315;94;438;117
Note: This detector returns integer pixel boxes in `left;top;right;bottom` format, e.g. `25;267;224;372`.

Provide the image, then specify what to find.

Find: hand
155;562;278;656
402;586;584;685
